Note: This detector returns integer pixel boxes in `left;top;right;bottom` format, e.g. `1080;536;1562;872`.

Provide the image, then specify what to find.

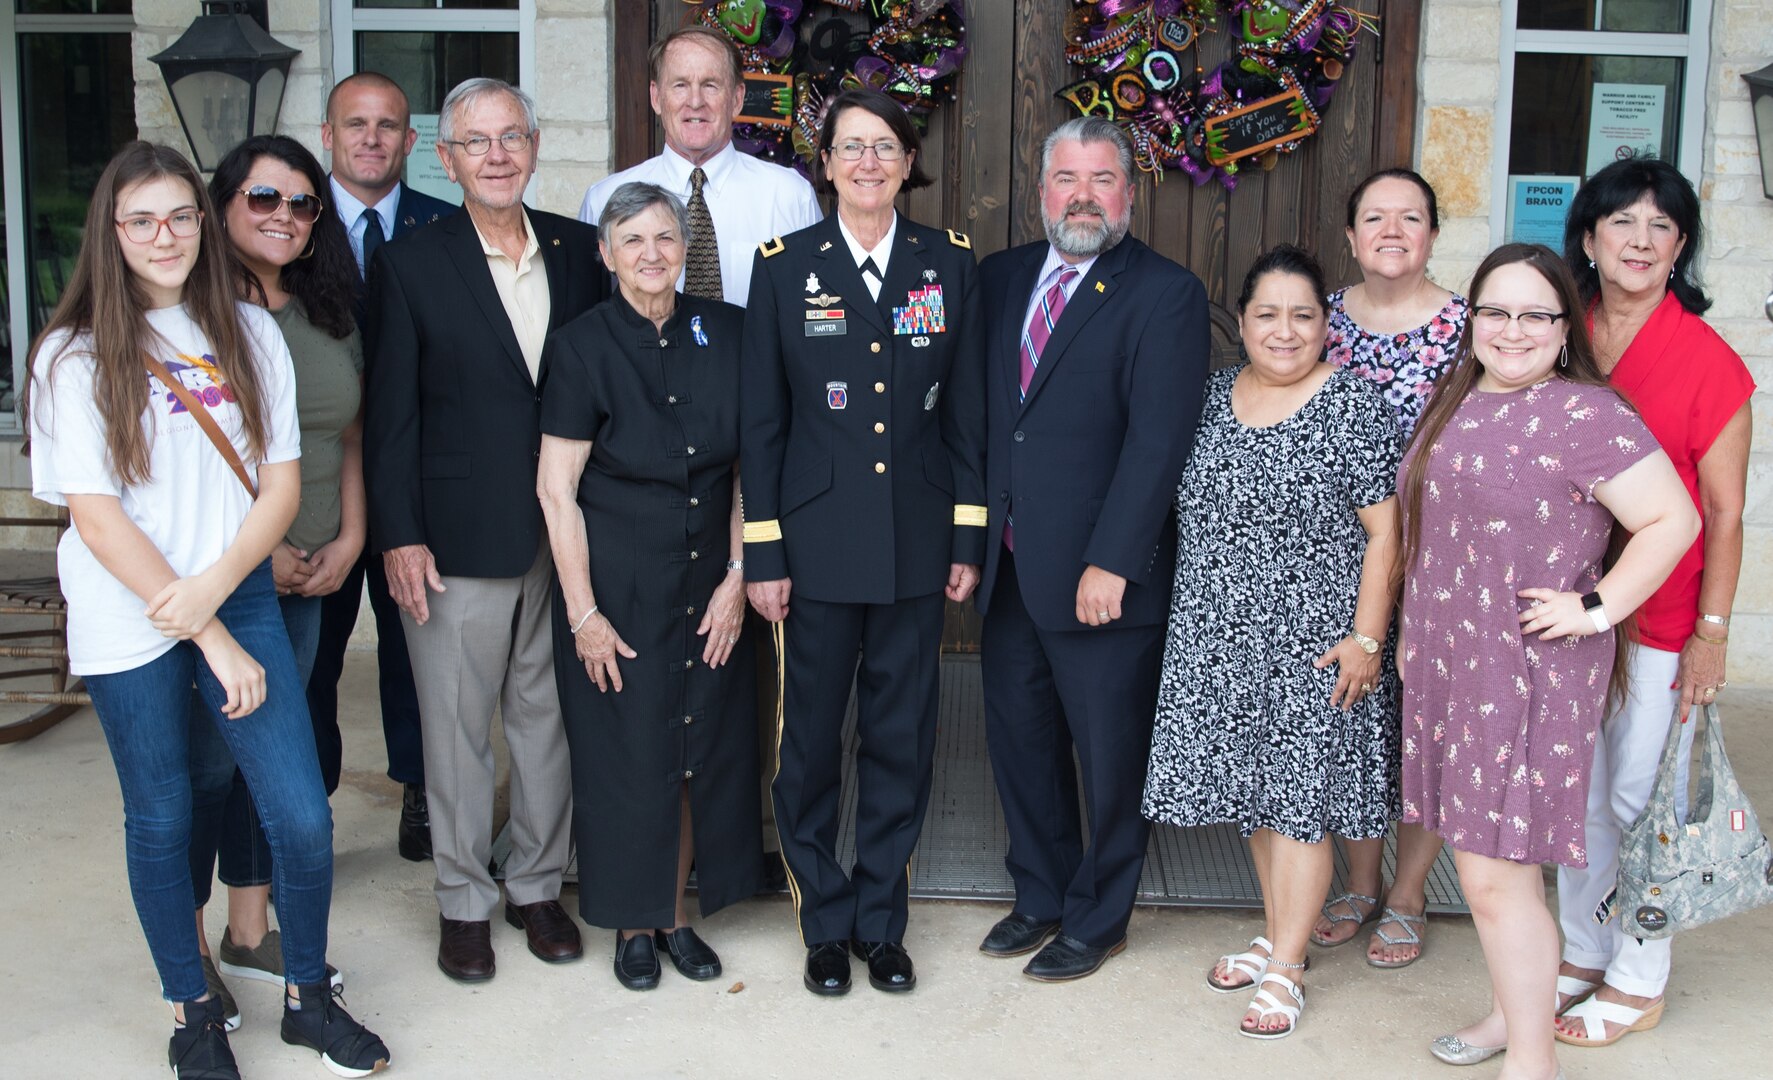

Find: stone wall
1416;0;1773;685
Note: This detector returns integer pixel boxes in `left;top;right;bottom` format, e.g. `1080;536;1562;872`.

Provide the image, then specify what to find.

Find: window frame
0;8;136;434
1490;0;1713;248
328;0;538;114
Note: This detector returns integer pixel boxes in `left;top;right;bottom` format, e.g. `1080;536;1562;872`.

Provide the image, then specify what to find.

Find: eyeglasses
114;210;203;245
445;132;534;156
829;140;905;162
1471;305;1567;337
238;186;324;223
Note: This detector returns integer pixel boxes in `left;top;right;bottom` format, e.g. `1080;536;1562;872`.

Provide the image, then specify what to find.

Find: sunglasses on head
238;185;324;223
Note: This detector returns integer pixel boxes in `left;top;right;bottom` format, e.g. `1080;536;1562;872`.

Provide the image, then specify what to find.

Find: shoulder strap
142;353;258;499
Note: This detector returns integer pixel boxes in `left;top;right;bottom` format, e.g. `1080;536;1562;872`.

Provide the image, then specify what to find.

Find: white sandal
1207;936;1272;993
1239;969;1304;1040
1555;974;1600;1015
1554;994;1664;1047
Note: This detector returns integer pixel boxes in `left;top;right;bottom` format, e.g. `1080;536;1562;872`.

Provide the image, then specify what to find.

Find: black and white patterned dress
1141;366;1404;843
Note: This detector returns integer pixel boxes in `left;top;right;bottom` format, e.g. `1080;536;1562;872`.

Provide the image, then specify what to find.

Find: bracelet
1693;628;1729;645
726;559;744;572
1699;612;1731;628
570;605;599;634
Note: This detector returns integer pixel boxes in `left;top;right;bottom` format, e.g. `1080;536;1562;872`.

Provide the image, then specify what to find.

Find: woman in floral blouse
1397;243;1695;1076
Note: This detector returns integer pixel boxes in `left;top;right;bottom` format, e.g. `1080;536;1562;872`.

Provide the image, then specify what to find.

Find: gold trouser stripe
952;504;988;527
744;519;783;544
770;619;807;945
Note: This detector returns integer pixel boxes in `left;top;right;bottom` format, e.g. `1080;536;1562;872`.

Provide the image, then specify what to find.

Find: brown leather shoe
504;899;584;963
437;915;495;982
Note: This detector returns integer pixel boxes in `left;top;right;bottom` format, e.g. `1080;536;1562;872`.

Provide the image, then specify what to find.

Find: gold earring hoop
297;236;316;260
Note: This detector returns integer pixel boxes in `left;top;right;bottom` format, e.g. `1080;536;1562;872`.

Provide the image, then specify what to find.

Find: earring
297;237;316;260
1558;344;1569;369
1587;259;1595;269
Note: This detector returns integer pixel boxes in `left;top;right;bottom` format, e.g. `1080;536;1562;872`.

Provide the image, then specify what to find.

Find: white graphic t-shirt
29;302;300;675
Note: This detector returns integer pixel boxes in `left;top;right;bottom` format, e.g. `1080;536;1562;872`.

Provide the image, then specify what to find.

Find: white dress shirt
329;177;403;276
578;141;823;307
837;213;898;302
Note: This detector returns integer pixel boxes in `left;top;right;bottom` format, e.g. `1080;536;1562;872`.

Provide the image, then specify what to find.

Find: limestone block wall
1416;0;1773;685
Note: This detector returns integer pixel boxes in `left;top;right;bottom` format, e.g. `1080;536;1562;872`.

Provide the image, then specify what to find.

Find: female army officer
739;89;987;998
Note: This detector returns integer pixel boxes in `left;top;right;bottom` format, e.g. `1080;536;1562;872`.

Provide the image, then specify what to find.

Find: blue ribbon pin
691;315;708;347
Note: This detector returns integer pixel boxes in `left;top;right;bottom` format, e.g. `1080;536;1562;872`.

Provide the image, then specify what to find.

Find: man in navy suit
309;70;457;862
974;117;1209;981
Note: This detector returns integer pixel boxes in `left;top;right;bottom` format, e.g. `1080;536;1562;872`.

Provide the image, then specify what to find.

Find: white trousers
1557;645;1694;997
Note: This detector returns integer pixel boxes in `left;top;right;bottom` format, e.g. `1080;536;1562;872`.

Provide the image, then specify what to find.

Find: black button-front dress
539;290;762;929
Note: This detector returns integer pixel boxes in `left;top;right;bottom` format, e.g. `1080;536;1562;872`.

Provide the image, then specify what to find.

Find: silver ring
1703;686;1718;697
1719;681;1728;689
1096;610;1111;619
1360;683;1373;693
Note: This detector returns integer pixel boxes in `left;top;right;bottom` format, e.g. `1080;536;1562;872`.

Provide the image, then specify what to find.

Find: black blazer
974;235;1209;631
739;214;988;604
390;185;455;239
364;208;609;578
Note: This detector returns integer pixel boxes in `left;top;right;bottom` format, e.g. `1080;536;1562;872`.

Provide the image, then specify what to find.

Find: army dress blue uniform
739;213;986;949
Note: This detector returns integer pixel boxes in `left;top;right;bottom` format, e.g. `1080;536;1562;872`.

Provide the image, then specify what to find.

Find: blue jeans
86;563;333;1002
188;593;325;905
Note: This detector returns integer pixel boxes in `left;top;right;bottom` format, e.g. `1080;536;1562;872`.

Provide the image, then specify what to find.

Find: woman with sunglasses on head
1397;243;1695;1078
24;140;389;1078
179;135;368;1031
1551;158;1755;1050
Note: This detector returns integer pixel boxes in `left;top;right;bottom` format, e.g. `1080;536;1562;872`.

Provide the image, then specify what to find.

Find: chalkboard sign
1204;88;1316;166
739;72;794;129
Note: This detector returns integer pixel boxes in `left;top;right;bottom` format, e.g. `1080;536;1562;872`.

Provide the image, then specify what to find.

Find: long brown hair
1397;242;1632;707
22;141;270;485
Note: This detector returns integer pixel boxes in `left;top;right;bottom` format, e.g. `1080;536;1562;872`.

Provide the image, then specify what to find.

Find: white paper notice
1584;84;1665;176
405;115;461;206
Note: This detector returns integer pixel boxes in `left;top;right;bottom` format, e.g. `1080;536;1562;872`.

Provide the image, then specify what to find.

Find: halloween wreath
687;0;968;175
1056;0;1378;187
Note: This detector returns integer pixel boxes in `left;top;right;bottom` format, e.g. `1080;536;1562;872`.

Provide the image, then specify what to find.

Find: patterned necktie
360;208;384;277
684;167;723;300
1020;265;1078;399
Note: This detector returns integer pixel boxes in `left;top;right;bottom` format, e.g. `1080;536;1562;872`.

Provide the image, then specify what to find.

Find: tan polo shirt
473;210;551;382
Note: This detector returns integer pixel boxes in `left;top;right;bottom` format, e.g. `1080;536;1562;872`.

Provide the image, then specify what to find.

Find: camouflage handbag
1616;703;1773;940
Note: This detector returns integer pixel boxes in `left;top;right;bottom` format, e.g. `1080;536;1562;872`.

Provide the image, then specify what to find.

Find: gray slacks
401;539;570;921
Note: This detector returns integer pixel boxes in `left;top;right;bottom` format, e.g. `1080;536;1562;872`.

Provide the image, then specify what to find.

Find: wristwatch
1581;591;1610;634
726;559;744;572
1350;631;1380;655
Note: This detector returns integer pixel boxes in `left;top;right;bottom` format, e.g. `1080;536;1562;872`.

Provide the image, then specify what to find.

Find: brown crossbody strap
142;352;258;499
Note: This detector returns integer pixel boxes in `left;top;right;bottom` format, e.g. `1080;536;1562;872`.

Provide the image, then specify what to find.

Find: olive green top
273;299;363;552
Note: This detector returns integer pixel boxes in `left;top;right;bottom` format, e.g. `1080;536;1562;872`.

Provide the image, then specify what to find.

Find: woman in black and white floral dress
1142;246;1402;1041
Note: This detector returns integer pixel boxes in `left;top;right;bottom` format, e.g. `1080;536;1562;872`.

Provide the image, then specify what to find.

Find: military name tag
806;319;846;337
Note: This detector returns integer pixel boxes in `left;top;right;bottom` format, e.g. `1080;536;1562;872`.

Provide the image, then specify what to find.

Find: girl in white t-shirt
24;141;391;1080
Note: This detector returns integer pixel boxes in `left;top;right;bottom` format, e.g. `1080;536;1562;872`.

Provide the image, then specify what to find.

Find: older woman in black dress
537;181;761;991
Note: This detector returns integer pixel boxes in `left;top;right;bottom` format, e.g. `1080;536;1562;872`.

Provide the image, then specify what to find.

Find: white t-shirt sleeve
241;302;301;466
28;334;123;505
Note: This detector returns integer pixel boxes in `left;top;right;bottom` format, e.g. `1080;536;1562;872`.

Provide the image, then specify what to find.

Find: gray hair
437;77;538;145
598;181;691;248
1039;117;1134;185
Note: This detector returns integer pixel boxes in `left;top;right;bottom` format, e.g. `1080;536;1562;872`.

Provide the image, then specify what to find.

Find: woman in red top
1551;158;1755;1050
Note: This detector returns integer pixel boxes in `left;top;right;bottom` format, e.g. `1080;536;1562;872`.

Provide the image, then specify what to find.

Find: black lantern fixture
150;1;300;172
1746;62;1773;201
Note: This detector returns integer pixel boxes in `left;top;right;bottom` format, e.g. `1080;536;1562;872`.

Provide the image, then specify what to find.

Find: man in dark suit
309;70;457;862
364;77;608;983
974;117;1208;981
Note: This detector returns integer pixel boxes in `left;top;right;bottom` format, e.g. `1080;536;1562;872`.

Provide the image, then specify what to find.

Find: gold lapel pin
1094;281;1105;293
552;238;561;246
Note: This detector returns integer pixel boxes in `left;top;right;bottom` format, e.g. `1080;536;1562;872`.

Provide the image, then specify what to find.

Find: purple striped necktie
1020;264;1079;399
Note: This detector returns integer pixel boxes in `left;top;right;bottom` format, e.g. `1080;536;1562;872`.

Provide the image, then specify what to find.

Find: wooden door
614;1;1423;651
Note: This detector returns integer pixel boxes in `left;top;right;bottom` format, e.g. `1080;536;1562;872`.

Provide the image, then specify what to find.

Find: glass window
355;0;519;9
18;32;137;344
1509;54;1684;177
15;0;131;13
355;31;519;116
1518;0;1688;33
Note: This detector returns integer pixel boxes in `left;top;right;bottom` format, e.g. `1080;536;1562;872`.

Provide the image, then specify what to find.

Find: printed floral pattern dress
1399;380;1656;867
1143;367;1403;843
1327;289;1468;437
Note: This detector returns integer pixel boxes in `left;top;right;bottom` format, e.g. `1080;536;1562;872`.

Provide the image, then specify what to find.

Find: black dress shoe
979;912;1061;957
1022;932;1126;982
849;939;916;992
437;916;495;982
397;784;432;862
803;941;851;996
613;932;660;991
654;927;721;980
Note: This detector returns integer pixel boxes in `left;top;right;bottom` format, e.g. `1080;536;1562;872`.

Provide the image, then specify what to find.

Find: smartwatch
1581;591;1610;634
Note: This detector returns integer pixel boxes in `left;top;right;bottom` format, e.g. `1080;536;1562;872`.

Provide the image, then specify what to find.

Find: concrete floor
3;649;1771;1079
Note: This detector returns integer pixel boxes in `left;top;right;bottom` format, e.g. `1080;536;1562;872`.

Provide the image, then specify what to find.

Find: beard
1042;199;1130;258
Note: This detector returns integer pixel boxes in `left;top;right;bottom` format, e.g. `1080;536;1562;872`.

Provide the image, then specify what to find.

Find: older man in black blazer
364;77;608;983
974;117;1208;981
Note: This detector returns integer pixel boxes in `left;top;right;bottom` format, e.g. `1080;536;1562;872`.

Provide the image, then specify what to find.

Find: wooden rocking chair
0;506;89;744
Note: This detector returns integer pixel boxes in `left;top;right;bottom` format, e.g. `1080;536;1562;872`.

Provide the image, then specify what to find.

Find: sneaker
200;955;242;1032
281;982;391;1077
169;996;241;1079
217;927;343;989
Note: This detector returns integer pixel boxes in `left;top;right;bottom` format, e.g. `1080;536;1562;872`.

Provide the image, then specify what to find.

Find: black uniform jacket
974;234;1209;631
739;213;988;605
364;207;609;578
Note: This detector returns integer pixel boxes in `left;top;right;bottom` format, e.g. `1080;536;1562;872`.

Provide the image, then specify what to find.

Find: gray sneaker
216;928;343;989
200;955;242;1032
